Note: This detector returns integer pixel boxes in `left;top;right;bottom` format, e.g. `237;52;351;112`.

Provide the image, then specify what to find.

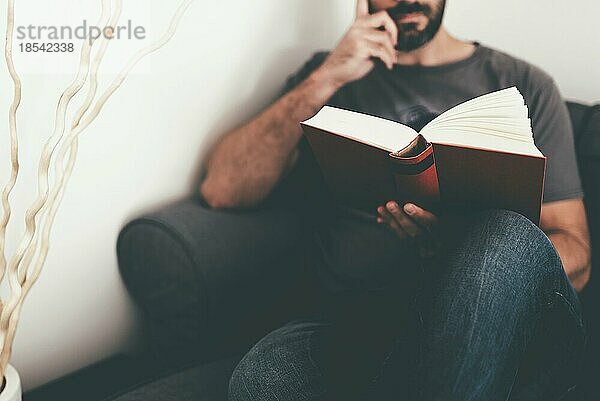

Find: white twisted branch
0;0;113;374
0;0;194;379
0;0;23;299
18;0;124;287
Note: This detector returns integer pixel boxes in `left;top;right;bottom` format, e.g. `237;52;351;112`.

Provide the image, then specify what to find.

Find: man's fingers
355;0;369;18
362;11;398;46
403;203;438;231
365;31;396;62
367;42;394;69
386;201;423;237
379;202;442;256
377;206;390;222
378;206;408;239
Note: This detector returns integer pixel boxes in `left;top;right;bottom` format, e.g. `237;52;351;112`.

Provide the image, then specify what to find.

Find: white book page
302;106;417;152
430;87;522;116
421;87;543;157
426;128;542;156
427;121;532;141
428;105;529;123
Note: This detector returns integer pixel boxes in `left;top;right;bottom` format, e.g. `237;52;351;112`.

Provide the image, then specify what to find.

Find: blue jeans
228;210;585;401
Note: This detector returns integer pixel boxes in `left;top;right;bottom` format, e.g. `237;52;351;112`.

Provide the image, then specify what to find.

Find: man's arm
201;1;398;208
200;70;340;209
540;198;591;292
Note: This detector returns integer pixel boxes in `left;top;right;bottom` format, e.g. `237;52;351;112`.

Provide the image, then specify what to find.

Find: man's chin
396;34;424;50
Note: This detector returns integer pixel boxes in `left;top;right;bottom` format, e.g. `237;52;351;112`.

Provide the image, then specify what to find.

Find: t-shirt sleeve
279;51;330;96
526;75;584;203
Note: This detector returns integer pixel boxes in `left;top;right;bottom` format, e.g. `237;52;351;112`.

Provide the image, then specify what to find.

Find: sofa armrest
117;197;317;364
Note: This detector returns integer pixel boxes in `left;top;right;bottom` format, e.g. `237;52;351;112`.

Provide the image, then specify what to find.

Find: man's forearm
201;68;340;208
547;230;591;292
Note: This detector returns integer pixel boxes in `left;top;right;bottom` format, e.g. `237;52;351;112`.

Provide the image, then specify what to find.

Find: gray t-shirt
279;42;584;292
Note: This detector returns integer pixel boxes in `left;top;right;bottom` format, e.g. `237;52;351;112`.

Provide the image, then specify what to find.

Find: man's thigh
229;295;414;401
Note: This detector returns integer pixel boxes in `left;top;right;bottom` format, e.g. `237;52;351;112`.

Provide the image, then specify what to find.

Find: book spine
388;141;441;212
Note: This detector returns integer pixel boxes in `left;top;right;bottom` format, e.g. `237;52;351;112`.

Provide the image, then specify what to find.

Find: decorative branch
0;0;193;381
18;0;124;287
0;0;23;301
0;1;112;367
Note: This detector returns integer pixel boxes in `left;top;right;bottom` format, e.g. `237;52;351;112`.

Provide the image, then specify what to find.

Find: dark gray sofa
114;101;600;401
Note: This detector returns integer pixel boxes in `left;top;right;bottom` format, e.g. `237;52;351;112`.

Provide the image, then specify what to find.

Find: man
202;1;591;400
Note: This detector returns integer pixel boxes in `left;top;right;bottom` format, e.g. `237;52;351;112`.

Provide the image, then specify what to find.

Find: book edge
300;121;410;153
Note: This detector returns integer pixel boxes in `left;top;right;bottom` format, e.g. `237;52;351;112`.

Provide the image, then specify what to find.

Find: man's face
369;0;447;52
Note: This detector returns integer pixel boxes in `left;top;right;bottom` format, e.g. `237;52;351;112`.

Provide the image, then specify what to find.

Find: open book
300;87;546;224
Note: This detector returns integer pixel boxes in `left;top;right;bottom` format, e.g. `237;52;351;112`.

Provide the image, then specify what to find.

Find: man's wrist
308;66;344;97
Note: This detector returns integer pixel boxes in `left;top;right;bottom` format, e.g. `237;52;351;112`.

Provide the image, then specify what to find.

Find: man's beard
386;1;446;52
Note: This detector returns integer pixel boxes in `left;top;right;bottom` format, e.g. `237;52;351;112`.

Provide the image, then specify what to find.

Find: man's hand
377;201;441;258
317;0;398;88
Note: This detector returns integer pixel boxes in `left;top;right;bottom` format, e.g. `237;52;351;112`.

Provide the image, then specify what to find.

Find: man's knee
452;209;563;292
228;347;259;401
228;342;280;401
228;325;323;401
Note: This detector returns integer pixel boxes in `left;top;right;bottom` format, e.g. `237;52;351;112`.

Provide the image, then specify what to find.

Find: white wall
444;0;600;103
0;0;597;392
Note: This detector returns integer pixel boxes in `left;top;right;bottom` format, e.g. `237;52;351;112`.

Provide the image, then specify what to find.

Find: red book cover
301;125;545;225
431;142;545;224
301;125;397;211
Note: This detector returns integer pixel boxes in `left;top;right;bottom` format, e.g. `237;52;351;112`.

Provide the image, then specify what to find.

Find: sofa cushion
566;101;600;401
106;357;239;401
572;103;600;158
566;102;600;268
574;103;600;267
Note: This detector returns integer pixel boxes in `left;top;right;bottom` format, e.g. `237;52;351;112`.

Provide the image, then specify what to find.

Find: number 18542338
18;42;74;53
